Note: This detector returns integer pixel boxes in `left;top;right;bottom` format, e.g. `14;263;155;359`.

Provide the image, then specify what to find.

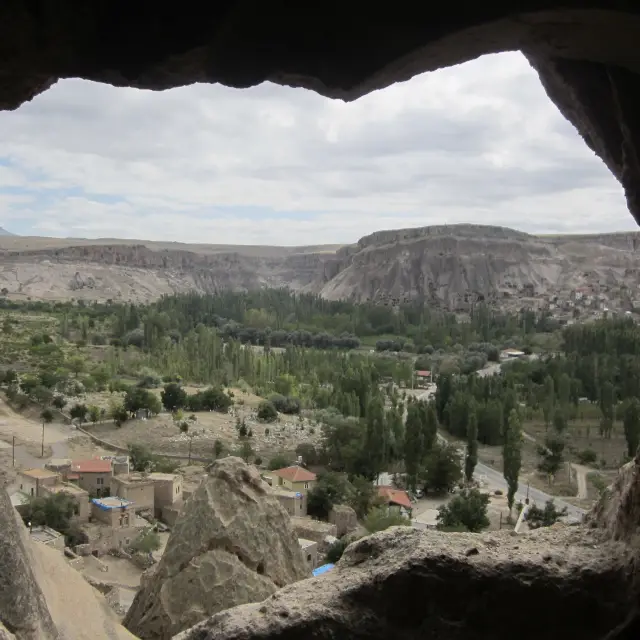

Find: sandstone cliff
1;225;639;305
123;457;310;639
0;480;133;640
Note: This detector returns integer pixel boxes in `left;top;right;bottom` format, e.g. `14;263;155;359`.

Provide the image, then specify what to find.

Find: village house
18;468;60;498
148;472;183;518
376;486;413;517
69;458;113;497
90;496;134;528
29;525;65;551
414;370;432;387
110;473;155;513
298;538;318;569
271;486;307;517
267;465;317;493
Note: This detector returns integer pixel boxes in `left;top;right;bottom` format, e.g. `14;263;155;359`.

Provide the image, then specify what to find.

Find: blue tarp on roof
312;563;335;577
91;498;132;511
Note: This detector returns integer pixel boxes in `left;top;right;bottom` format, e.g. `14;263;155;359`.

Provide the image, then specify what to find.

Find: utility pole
12;435;15;467
41;422;44;457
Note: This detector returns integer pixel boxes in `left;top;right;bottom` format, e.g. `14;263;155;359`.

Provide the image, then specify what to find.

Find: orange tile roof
71;458;112;474
20;468;59;480
272;465;316;483
377;486;412;510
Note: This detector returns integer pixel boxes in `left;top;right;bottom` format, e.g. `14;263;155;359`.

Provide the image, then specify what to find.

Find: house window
30;488;34;496
96;477;104;485
304;482;309;489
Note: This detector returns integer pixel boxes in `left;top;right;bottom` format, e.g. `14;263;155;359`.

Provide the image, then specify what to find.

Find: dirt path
572;464;590;500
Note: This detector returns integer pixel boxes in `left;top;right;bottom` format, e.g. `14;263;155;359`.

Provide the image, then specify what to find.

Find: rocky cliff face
1;225;640;305
123;457;310;639
0;478;133;640
176;525;636;640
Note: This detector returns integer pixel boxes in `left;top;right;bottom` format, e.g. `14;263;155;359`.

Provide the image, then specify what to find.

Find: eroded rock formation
176;525;637;640
124;457;310;639
0;479;133;640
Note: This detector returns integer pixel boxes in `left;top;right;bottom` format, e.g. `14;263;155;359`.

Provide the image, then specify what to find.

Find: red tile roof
416;370;431;377
377;486;412;510
71;458;112;474
272;465;316;483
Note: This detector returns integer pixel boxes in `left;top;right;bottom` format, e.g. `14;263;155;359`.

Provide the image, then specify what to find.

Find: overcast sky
0;52;633;246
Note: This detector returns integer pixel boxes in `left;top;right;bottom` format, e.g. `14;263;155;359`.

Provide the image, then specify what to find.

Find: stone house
90;496;134;528
267;465;317;494
18;468;60;498
148;472;183;518
272;487;306;517
298;538;318;569
110;473;155;513
69;459;112;497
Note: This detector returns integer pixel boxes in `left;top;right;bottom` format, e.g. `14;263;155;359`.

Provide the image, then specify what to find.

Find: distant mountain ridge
0;224;638;307
0;227;16;236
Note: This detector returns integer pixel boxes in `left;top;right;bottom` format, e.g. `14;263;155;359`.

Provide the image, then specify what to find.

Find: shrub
576;448;597;465
269;394;301;415
257;400;278;423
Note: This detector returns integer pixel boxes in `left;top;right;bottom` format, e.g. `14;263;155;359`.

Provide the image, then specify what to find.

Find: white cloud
0;51;633;245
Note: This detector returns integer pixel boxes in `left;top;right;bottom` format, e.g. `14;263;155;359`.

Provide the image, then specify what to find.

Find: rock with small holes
123;457;309;639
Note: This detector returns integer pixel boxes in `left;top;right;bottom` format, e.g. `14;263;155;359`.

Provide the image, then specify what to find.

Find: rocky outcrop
0;480;133;640
124;457;310;639
0;487;57;639
176;525;637;640
587;451;640;543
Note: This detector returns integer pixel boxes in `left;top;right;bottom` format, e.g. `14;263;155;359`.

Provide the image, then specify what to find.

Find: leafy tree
421;443;462;495
131;528;161;553
364;396;387;481
128;444;154;472
542;375;555;430
161;382;187;412
20;375;39;397
40;408;54;424
52;395;67;410
268;454;291;470
623;397;640;458
68;355;86;378
503;409;522;513
213;439;225;459
403;403;423;490
307;472;349;520
436;488;490;532
124;387;161;417
270;394;301;415
23;493;77;533
109;400;129;427
420;401;438;454
33;385;53;406
88;405;101;424
326;538;348;563
525;499;568;529
257;400;278;422
599;380;615;439
348;475;377;519
238;440;254;463
552;407;567;434
464;404;478;483
537;434;565;482
363;506;411;533
69;403;88;424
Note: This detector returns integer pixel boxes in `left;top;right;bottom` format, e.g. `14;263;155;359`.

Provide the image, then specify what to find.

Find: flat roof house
111;473;155;513
91;496;134;528
40;482;90;521
18;468;60;498
70;459;112;497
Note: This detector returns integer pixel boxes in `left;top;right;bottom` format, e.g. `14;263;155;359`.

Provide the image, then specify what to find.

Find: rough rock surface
587;451;640;543
0;480;133;640
176;525;637;640
124;457;310;639
0;486;58;639
1;5;640;225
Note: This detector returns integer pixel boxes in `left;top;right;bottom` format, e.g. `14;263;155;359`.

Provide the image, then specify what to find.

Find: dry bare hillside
1;224;639;305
